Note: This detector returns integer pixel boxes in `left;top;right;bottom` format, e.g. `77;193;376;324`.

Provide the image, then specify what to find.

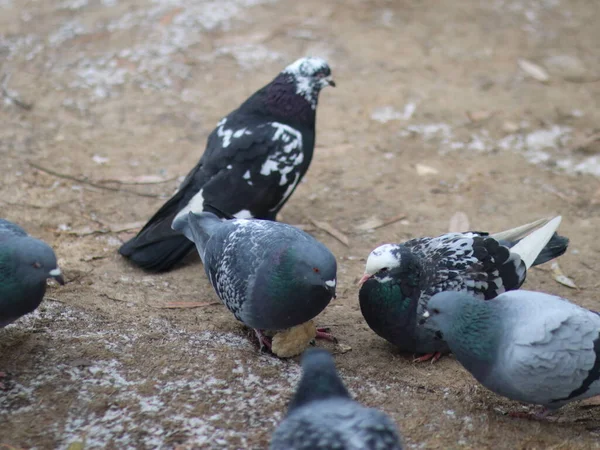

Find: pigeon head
287;240;337;299
286;348;350;414
270;57;334;110
11;237;64;286
424;291;500;360
358;244;402;287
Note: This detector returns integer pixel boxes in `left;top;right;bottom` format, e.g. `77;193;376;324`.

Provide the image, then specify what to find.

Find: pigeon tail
287;349;350;414
119;230;194;272
508;216;562;269
172;212;222;264
530;232;569;267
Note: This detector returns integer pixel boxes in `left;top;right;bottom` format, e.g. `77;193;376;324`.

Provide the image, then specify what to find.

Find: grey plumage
0;219;64;327
270;348;404;450
172;212;337;334
425;290;600;410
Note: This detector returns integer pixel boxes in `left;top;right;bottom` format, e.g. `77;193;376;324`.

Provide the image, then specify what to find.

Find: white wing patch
216;118;252;148
259;122;304;186
173;188;204;223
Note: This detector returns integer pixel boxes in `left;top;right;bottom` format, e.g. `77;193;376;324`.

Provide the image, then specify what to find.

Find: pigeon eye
380;267;389;273
313;267;320;273
32;262;42;269
432;308;440;314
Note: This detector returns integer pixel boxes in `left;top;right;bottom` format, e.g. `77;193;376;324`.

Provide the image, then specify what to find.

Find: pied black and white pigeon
358;216;569;362
0;219;64;387
119;57;335;272
172;211;337;349
424;290;600;417
270;348;404;450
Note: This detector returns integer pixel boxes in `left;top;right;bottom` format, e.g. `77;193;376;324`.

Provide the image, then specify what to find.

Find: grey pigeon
172;212;337;349
358;216;568;362
0;219;64;388
423;290;600;416
270;348;404;450
119;57;335;272
0;219;64;327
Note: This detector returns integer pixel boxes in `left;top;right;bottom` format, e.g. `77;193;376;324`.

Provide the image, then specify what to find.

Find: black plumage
120;57;335;272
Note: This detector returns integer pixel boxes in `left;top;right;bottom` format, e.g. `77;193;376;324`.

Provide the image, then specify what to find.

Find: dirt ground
1;0;600;448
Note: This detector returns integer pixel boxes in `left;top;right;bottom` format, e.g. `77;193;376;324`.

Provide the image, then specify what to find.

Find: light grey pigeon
423;290;600;416
0;219;64;388
358;216;568;363
172;211;337;350
270;348;404;450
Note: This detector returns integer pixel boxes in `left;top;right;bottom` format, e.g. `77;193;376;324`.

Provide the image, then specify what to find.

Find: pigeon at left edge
172;211;337;356
119;57;335;272
0;218;64;327
0;219;64;388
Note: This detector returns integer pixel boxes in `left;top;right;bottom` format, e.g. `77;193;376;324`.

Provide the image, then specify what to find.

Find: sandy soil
1;0;600;448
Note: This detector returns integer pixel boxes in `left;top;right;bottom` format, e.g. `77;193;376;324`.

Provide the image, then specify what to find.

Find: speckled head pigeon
0;219;64;328
424;290;600;416
270;348;404;450
119;57;335;272
172;211;337;349
358;216;568;362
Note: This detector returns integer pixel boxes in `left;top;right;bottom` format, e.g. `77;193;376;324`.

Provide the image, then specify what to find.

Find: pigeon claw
413;352;443;364
509;407;552;420
315;327;338;344
253;329;273;352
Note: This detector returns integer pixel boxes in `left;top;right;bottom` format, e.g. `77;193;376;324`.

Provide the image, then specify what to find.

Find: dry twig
28;161;163;198
309;218;349;246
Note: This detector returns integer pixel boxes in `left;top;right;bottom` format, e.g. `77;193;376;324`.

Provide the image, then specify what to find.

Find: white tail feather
490;217;550;242
509;216;562;269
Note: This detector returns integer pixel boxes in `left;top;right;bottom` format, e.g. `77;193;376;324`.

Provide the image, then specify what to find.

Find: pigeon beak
418;310;430;325
327;78;336;87
325;279;337;299
49;268;65;285
357;273;371;287
321;76;335;88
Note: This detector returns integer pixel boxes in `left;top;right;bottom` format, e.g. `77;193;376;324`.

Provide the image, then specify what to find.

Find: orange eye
313;267;320;273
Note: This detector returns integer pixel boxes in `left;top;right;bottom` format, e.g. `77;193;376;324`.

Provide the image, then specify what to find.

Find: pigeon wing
405;232;526;304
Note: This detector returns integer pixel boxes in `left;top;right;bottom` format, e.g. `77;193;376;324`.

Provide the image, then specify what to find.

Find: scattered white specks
371;103;417;123
258;122;303;186
215;44;281;69
92;154;110;165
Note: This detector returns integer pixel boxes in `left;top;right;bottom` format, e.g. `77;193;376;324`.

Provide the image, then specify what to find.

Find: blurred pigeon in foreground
173;212;337;354
359;216;568;362
120;57;335;272
424;290;600;416
0;219;64;387
270;348;404;450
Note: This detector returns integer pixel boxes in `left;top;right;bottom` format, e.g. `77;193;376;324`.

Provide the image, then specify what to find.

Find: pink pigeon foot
315;327;338;343
413;352;443;363
253;329;273;351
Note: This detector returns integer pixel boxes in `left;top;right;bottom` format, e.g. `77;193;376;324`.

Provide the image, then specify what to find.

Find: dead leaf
579;395;600;408
153;301;220;309
310;219;349;246
518;59;550;83
466;110;493;122
335;343;352;354
355;216;384;231
448;212;470;233
415;163;439;176
551;262;578;289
